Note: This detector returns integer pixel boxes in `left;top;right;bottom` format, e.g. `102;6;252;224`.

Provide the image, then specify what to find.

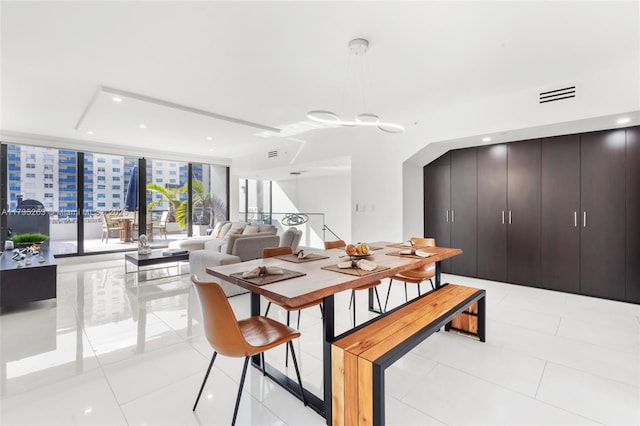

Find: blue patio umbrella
124;165;138;212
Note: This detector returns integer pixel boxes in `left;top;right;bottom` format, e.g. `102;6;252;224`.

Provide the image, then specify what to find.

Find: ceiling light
482;137;491;142
138;124;146;129
617;117;630;124
86;130;94;135
307;38;404;134
206;136;212;141
112;97;123;103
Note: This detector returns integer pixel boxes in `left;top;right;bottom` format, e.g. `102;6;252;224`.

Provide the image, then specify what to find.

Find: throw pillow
210;221;224;238
218;222;233;238
242;225;260;235
224;227;243;240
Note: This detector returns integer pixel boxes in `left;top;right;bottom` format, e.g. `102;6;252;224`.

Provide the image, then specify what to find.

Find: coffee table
125;250;190;281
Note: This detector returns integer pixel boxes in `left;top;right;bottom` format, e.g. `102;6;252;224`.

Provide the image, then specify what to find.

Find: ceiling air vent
539;86;576;104
268;150;278;158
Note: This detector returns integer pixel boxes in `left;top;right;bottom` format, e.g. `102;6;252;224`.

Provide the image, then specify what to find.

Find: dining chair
324;240;383;324
324;239;347;250
151;210;169;239
100;213;123;243
384;237;436;311
191;275;306;426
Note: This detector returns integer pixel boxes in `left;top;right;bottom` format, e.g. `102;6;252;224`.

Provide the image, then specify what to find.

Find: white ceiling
1;1;639;179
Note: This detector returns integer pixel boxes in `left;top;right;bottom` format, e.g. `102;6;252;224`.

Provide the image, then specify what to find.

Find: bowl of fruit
345;242;373;259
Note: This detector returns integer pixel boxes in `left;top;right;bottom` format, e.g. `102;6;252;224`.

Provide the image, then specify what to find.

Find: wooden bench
331;283;486;426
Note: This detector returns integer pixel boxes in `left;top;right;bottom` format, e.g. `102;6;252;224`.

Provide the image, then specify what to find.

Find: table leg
323;295;335;424
435;261;442;288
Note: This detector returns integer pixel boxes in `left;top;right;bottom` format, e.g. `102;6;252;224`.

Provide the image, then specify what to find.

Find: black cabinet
626;126;640;303
450;148;477;276
424;154;451;271
580;129;626;300
507;140;541;287
477;144;507;282
540;135;581;293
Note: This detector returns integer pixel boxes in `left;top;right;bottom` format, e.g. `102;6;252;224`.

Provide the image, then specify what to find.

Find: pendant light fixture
307;38;404;134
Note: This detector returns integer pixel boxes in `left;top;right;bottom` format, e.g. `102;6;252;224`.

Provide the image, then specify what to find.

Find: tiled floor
1;254;638;425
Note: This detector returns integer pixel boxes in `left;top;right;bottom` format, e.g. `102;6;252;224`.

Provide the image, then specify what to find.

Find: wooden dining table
206;241;462;422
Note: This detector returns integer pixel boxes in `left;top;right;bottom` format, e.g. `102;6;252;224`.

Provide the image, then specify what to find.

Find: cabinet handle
502;210;505;224
583;211;587;228
446;210;449;223
509;210;512;225
574;211;578;227
452;210;455;223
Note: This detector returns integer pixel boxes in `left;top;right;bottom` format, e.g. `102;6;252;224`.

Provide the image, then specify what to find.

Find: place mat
322;264;390;277
275;253;330;263
230;268;306;286
386;242;415;249
386;250;436;259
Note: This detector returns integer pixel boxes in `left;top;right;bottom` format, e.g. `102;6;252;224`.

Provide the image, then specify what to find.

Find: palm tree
145;183;181;222
174;179;226;229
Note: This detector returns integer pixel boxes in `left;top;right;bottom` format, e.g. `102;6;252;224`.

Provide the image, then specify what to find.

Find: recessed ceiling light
112;97;123;103
208;148;214;152
617;117;630;124
206;136;213;141
138;124;147;129
86;130;94;135
482;137;491;142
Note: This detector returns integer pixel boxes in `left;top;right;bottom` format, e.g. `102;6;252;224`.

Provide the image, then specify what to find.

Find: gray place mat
275;253;330;263
230;268;306;286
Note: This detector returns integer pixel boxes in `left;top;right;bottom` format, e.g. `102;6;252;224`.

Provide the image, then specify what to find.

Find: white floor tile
401;364;598;425
1;369;127;426
2;257;639;426
537;362;640;425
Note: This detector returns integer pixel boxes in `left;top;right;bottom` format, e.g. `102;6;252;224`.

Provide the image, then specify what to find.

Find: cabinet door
450;148;477;276
424;155;451;271
507;140;541;286
541;135;580;293
580;129;626;300
477;144;507;282
626;126;640;302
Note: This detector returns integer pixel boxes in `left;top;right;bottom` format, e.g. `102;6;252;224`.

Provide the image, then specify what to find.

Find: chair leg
384;279;394;312
404;282;408;302
261;353;266;376
193;351;217;411
288;341;308;407
319;303;324;320
296;310;301;330
429;278;434;290
264;301;272;317
418;284;421;297
231;357;250;426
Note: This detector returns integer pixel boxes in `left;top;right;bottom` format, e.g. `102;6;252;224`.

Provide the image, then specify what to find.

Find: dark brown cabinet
450;149;478;276
580;129;626;300
540;135;581;293
424;126;637;304
423;153;451;271
507;140;541;287
477;144;507;282
626;126;640;303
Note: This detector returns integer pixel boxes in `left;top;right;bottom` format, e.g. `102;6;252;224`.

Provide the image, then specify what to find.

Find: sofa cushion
224;227;244;240
250;223;277;234
242;225;260;235
210;221;228;238
217;221;234;238
204;238;226;252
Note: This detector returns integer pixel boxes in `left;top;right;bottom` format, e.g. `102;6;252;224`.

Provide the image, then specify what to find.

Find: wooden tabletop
206;241;462;309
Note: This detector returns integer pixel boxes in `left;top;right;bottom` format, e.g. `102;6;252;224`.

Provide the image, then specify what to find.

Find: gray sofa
176;221;303;296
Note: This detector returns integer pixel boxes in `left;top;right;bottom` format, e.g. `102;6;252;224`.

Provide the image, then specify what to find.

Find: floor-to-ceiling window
1;142;229;256
3;144;79;255
239;179;271;223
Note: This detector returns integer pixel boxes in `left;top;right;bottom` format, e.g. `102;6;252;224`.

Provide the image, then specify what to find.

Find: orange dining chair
191;275;306;426
324;240;383;324
384;237;437;311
